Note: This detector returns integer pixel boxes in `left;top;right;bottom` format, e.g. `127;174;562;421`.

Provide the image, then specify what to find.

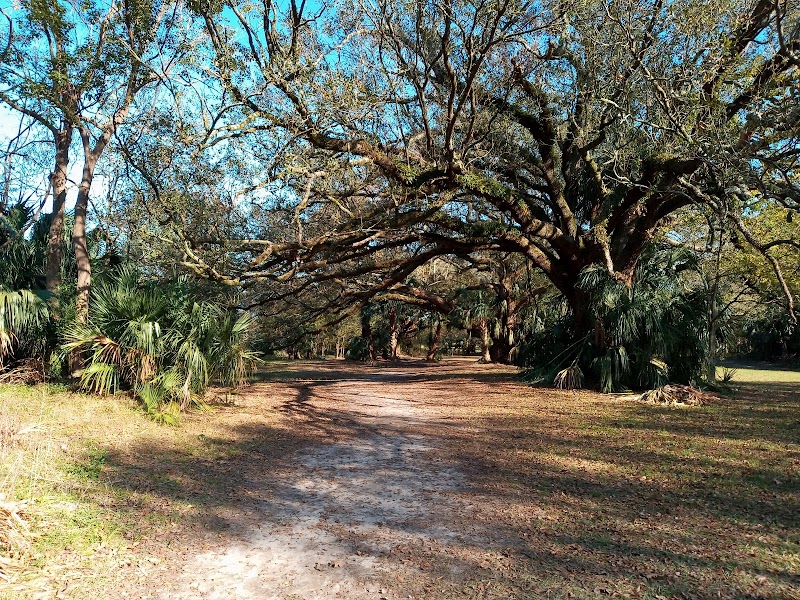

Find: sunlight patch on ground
717;365;800;383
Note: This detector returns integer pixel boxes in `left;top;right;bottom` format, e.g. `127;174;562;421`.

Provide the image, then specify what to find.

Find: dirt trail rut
163;371;475;600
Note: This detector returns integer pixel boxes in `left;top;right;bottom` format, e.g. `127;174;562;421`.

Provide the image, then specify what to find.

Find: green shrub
64;266;260;421
518;246;715;392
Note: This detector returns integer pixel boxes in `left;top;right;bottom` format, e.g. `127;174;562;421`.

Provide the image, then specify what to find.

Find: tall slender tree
0;0;192;324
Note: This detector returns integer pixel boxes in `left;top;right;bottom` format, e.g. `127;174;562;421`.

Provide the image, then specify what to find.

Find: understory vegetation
519;247;712;392
0;208;259;422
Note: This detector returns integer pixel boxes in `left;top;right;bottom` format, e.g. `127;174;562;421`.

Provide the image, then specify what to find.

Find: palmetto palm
579;247;706;391
64;266;260;423
0;203;50;369
0;289;49;369
520;246;710;392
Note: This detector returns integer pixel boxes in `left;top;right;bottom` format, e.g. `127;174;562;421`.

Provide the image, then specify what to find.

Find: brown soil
101;358;799;600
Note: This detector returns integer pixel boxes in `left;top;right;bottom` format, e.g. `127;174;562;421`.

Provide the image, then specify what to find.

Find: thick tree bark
388;306;399;359
426;320;443;360
73;154;97;326
69;139;101;375
490;298;518;364
46;127;72;295
478;318;491;363
490;331;513;363
360;312;376;361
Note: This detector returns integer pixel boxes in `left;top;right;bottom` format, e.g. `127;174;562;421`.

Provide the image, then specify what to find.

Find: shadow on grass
99;367;800;599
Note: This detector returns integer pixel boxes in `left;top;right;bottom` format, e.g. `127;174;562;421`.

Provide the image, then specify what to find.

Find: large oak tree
179;0;798;330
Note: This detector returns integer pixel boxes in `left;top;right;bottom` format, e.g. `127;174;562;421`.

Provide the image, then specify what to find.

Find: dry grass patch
0;382;295;599
0;500;30;585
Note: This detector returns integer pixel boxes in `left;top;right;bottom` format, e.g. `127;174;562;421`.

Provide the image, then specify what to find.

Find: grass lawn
0;361;798;599
0;384;288;599
419;378;800;598
717;364;800;384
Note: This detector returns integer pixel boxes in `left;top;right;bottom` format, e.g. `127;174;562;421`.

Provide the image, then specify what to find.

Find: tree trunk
490;336;512;364
361;312;376;361
426;320;443;360
705;280;719;383
479;318;491;362
46;127;72;295
706;229;724;383
490;300;518;364
69;153;98;376
564;287;594;335
706;316;718;383
465;329;475;355
388;306;399;359
73;158;96;326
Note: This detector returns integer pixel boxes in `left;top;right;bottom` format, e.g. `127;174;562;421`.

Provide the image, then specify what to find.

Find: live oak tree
181;0;798;336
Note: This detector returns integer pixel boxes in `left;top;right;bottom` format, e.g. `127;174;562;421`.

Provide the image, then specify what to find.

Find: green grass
717;365;800;383
66;446;108;481
0;378;287;598
0;385;144;597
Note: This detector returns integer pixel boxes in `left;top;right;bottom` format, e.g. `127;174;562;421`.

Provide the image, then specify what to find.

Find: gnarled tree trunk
478;318;491;363
361;311;376;361
388;306;399;359
426;320;442;360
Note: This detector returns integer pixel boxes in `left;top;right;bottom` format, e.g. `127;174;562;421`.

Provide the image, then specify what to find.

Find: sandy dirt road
153;361;500;600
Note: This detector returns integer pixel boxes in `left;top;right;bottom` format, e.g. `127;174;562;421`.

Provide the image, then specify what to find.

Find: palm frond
553;364;585;390
0;289;50;366
79;362;120;395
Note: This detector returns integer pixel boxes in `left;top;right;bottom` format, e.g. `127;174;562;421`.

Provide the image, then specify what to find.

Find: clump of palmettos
0;205;51;378
63;267;260;424
520;247;713;393
1;204;259;422
0;291;49;375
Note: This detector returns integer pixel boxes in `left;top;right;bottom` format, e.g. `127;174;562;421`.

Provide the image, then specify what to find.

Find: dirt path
160;366;484;600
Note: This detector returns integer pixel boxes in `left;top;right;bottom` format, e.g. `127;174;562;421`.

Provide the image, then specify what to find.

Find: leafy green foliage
519;246;716;391
0;204;51;370
737;309;800;360
345;336;372;361
64;266;260;421
0;289;49;368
